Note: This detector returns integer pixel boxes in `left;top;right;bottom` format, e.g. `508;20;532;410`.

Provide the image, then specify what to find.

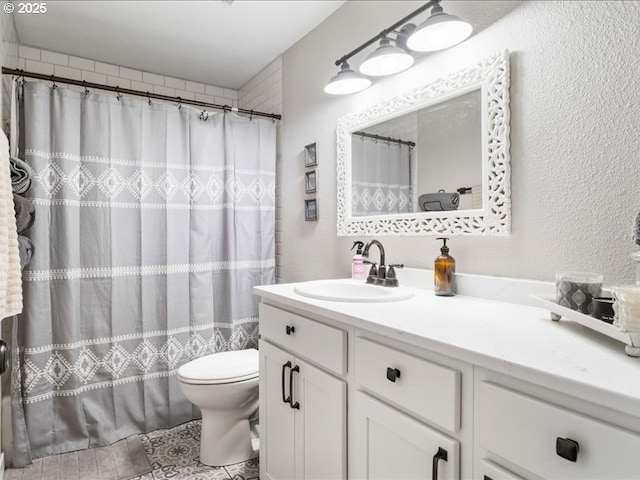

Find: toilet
177;348;259;466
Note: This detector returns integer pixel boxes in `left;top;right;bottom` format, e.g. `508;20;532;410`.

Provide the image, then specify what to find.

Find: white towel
0;130;23;320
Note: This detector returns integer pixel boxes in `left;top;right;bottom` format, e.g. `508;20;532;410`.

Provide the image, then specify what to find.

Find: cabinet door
352;391;459;480
259;340;296;480
293;356;347;480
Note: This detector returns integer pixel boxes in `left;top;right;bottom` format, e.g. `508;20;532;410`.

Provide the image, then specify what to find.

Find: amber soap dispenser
434;237;455;296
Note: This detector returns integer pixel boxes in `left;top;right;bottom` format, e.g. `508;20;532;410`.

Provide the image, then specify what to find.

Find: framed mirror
336;50;511;236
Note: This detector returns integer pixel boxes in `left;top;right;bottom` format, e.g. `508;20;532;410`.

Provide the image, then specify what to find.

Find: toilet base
177;352;260;467
200;413;258;466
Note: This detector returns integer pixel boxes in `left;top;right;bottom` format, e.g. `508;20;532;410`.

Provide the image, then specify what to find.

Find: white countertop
254;278;640;418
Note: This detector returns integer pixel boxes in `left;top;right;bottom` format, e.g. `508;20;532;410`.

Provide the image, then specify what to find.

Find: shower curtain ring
177;97;182;110
250;110;254;121
51;75;57;89
18;74;25;99
146;92;151;105
200;110;208;121
82;80;89;96
115;86;122;101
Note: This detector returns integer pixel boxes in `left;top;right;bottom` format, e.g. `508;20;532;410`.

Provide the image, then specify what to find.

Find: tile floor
132;420;259;480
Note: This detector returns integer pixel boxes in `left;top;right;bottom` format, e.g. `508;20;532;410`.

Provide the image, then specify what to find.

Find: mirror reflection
351;88;482;217
337;50;511;236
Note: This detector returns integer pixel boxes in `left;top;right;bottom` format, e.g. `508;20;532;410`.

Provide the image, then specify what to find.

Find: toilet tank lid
178;349;259;382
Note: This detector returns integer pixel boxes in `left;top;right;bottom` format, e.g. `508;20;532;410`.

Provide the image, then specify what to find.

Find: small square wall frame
305;198;318;221
304;142;318;167
305;170;317;194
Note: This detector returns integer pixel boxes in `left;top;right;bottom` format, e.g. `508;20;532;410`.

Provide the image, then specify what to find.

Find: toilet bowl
177;348;259;466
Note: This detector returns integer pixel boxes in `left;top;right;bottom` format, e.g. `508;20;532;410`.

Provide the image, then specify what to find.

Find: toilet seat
178;349;259;385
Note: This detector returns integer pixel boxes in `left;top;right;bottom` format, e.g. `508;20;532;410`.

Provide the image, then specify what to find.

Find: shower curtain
351;138;412;215
11;81;276;465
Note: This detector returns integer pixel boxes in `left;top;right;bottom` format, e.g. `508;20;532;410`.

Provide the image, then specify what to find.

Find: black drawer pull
386;367;401;383
286;325;295;335
281;361;292;404
483;476;494;480
289;365;300;410
432;447;448;480
556;437;579;462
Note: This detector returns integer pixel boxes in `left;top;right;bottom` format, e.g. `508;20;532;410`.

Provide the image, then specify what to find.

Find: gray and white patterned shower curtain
351;138;412;216
11;82;275;465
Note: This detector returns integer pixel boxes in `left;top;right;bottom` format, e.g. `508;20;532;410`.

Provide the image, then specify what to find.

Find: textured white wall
280;0;640;286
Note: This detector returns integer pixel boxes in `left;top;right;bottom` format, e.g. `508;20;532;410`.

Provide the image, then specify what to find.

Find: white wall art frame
336;50;511;236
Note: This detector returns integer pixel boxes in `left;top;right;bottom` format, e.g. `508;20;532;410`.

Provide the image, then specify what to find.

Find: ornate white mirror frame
336;50;511;236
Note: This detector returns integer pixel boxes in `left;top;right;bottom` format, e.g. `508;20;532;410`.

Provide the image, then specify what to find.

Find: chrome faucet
362;240;403;287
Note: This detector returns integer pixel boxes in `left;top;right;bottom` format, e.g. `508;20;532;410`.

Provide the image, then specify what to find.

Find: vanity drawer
478;459;524;480
477;381;640;479
259;303;347;375
355;337;461;433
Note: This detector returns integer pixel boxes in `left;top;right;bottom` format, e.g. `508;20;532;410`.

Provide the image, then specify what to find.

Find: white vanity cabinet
474;377;640;480
255;281;640;480
351;336;466;480
258;304;347;480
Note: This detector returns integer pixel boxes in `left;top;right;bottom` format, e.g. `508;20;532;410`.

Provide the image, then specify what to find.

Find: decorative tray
533;295;640;357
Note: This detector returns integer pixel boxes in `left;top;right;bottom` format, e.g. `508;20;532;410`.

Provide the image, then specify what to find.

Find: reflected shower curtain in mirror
351;138;412;215
11;82;276;466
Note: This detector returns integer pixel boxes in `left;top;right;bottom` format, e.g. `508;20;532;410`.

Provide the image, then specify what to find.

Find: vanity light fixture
323;62;372;95
359;36;414;77
407;3;473;52
325;0;472;95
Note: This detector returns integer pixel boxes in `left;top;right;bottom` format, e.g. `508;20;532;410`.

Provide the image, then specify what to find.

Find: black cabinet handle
281;361;292;404
483;476;494;480
0;340;9;375
289;365;300;409
432;447;448;480
386;367;401;383
556;437;579;462
286;325;295;335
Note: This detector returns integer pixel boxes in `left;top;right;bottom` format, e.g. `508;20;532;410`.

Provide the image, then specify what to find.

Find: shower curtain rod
2;67;282;121
353;130;416;148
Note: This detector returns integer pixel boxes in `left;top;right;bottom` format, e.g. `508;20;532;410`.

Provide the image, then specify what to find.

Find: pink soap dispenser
351;241;367;280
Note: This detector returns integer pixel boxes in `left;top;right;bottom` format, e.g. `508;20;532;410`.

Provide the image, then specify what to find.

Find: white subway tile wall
239;57;282;116
9;46;240;111
239;58;283;281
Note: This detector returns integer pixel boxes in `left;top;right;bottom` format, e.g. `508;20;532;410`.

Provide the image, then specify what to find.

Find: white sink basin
293;279;414;303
